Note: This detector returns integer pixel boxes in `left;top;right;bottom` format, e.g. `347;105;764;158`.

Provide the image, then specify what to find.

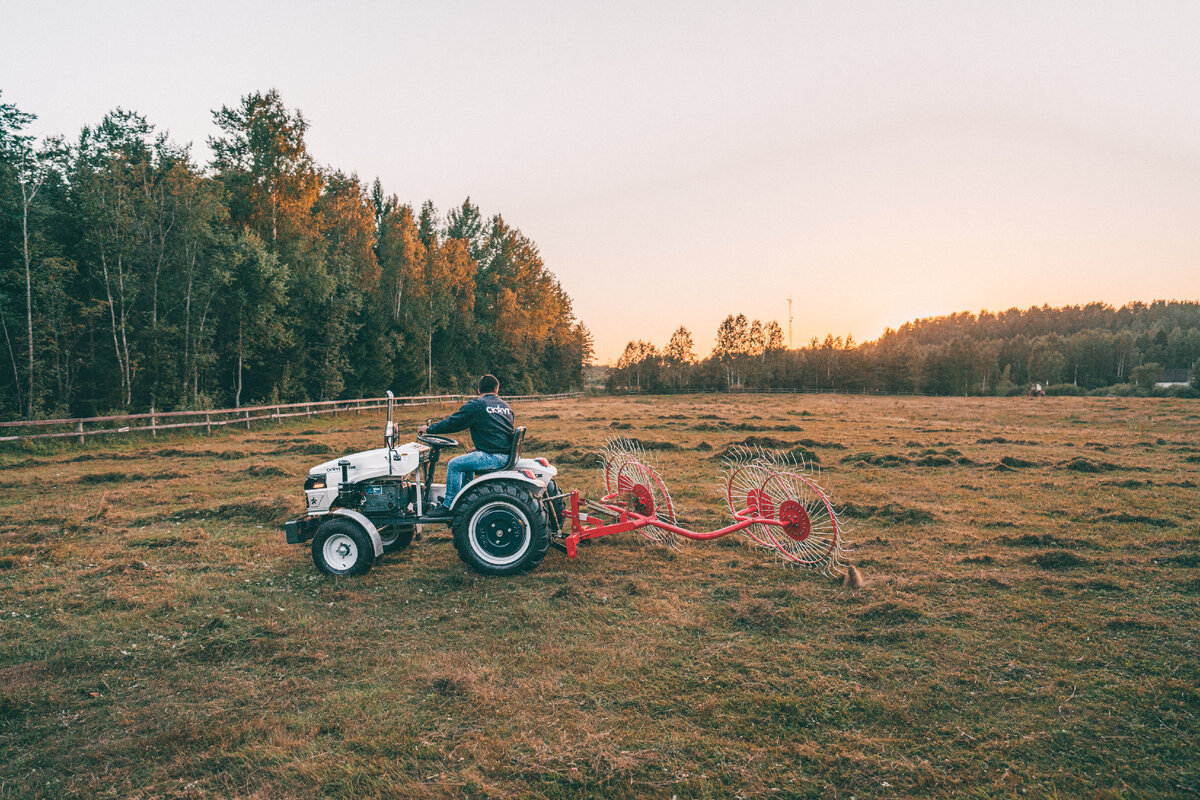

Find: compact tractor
285;392;562;576
284;392;848;578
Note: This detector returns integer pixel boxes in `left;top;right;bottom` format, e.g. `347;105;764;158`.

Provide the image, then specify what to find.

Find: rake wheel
602;439;643;495
722;446;848;576
724;460;778;549
601;438;679;548
615;458;678;547
758;470;843;574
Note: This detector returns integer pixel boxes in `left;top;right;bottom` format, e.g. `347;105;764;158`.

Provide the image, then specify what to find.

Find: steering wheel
417;432;459;449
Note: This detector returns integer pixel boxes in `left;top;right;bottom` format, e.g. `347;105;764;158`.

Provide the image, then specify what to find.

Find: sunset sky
4;1;1198;362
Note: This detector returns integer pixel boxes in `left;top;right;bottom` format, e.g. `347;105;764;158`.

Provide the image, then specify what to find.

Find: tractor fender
449;471;545;510
329;508;384;557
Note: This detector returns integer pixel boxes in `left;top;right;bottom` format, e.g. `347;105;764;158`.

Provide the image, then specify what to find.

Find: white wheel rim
322;532;358;572
380;528;400;547
468;501;532;566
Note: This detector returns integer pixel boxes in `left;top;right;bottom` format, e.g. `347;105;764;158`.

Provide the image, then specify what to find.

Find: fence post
150;405;157;438
205;413;212;434
245;410;251;430
273;405;280;424
306;404;311;418
75;420;84;444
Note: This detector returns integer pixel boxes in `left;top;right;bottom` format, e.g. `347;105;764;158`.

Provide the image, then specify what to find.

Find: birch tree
0;96;37;415
73;110;156;407
221;232;287;407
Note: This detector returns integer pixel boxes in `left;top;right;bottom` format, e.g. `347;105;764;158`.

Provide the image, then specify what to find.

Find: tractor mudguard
449;471;545;510
328;508;384;557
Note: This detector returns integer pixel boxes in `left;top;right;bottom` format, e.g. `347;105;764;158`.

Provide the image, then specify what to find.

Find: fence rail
0;392;582;444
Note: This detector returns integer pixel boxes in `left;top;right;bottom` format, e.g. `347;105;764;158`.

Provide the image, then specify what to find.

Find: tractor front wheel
452;482;549;576
312;517;375;576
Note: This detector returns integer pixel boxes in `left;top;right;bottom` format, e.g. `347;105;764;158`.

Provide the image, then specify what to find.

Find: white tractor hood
308;442;427;487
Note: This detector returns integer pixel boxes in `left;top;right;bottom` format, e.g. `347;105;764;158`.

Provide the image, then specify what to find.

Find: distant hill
879;301;1200;348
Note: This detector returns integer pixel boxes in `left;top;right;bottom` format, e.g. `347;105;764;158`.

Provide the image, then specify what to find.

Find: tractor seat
501;426;526;470
471;426;527;475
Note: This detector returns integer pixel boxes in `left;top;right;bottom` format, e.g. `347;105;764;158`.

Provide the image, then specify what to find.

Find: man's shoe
424;505;453;521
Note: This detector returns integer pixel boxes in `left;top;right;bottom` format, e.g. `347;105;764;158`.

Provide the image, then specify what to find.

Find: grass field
1;394;1198;799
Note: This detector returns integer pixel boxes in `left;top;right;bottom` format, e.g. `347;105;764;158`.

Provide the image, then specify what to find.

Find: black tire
545;479;566;534
452;482;550;576
379;525;414;553
311;517;376;576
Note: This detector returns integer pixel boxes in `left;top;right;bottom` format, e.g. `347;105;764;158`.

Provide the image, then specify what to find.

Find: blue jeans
442;450;508;509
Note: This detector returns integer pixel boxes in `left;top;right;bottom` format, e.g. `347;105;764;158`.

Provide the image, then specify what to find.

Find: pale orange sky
5;1;1199;362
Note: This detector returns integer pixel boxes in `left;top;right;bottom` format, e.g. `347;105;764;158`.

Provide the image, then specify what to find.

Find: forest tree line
0;89;592;420
608;301;1200;397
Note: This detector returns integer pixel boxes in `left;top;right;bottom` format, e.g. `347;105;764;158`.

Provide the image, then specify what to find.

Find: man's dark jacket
427;394;515;454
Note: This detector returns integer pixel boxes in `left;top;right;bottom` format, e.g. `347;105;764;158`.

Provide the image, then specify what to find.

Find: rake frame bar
552;437;847;576
558;487;795;559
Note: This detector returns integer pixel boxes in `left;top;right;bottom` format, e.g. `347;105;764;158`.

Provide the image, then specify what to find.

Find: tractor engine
356;479;415;516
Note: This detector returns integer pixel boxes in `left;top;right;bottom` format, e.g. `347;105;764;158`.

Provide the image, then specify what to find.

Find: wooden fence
0;392;582;444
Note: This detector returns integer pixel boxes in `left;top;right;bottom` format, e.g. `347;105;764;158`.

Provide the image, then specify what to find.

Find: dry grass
1;395;1198;799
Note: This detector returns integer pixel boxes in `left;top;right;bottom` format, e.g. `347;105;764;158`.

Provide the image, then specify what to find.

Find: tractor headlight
304;476;327;490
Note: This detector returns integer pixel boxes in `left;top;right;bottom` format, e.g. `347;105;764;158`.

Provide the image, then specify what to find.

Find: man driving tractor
417;374;514;518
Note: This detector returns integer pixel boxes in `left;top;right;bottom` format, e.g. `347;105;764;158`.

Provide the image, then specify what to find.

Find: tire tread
452;482;550;576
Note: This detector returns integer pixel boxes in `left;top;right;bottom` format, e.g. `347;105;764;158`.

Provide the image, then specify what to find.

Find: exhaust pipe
385;390;396;474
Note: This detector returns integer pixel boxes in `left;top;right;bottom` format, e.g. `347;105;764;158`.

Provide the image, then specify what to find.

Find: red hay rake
557;438;848;576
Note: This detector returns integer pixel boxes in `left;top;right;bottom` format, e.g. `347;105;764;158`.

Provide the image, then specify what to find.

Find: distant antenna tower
787;297;793;349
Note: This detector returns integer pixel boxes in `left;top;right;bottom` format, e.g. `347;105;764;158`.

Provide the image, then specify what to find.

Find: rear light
534;458;550;467
521;469;538;479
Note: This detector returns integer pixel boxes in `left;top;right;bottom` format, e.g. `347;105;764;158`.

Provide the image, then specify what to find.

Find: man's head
478;374;500;395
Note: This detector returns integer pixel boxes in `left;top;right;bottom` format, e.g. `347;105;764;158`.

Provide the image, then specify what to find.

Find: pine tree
417;200;438;248
445;197;488;262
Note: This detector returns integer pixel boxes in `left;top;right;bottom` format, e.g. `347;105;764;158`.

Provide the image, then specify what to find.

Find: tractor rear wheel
312;517;375;576
379;525;414;553
452;482;550;576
